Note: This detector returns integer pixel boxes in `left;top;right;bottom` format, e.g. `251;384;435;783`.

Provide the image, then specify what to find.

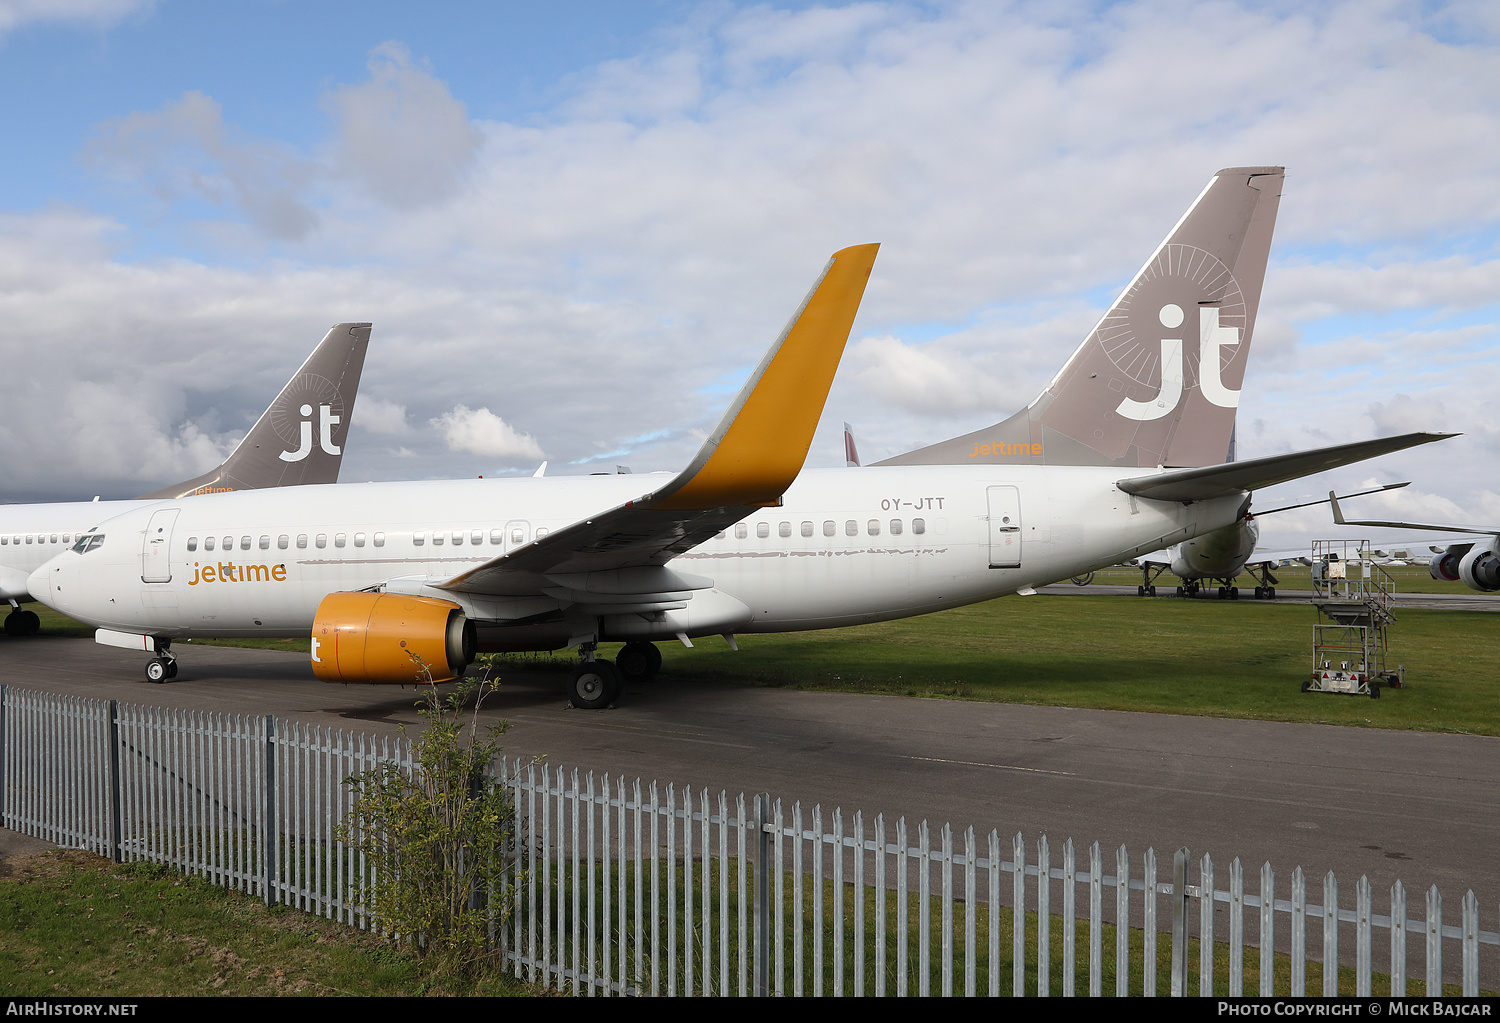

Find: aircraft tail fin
844;422;862;467
877;167;1284;469
137;323;371;500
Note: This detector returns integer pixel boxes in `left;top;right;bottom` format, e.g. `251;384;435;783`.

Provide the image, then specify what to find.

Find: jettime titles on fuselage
188;562;288;585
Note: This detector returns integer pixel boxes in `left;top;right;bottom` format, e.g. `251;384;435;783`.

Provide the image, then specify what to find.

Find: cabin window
240;536;251;551
490;529;503;544
316;534;327;549
277;535;289;550
259;535;270;550
471;529;483;545
890;519;903;535
845;520;858;537
734;523;748;540
62;534;71;544
510;526;526;544
296;534;308;549
778;521;791;538
823;521;836;537
204;536;215;551
50;534;59;544
912;518;926;534
334;533;347;548
536;527;549;539
354;532;366;547
0;537;7;545
801;521;813;538
756;522;770;539
432;531;444;545
867;519;880;536
222;536;233;551
187;537;198;551
373;532;385;547
413;532;425;546
23;535;32;545
452;531;463;545
715;531;726;540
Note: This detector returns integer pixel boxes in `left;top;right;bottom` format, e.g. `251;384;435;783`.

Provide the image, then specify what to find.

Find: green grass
623;596;1500;734
1080;563;1474;594
0;850;537;997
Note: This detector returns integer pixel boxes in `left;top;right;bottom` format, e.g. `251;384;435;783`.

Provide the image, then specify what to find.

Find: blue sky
2;0;1498;552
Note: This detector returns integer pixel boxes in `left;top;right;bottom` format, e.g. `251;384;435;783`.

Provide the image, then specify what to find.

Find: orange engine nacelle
311;592;477;684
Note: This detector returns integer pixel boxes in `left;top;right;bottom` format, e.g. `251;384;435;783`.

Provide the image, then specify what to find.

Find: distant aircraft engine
1458;543;1500;592
311;592;476;684
1429;548;1464;582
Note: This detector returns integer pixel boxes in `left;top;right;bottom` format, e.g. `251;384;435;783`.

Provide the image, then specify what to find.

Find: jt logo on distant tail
1115;305;1241;422
279;403;342;462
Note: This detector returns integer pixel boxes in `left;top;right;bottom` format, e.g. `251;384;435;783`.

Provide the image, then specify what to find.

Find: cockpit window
71;533;105;554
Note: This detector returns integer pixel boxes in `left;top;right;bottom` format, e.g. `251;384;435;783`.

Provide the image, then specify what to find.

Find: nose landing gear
143;639;178;683
568;642;622;710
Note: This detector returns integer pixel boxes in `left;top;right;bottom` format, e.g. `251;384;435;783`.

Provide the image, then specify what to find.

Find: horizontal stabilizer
1117;433;1455;503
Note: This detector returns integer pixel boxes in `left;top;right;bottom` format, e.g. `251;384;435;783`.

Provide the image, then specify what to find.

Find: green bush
341;672;517;979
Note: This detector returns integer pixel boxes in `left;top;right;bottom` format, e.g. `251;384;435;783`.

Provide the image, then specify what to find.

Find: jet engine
1429;547;1464;582
311;592;476;684
1459;543;1500;592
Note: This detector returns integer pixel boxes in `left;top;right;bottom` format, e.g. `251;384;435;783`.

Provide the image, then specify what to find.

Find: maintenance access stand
1306;539;1404;698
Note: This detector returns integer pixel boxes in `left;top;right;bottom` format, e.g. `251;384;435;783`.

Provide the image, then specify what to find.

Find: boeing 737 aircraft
2;323;368;639
31;168;1453;706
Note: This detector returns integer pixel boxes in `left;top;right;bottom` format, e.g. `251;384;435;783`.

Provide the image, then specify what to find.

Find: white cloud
354;396;411;436
325;41;481;210
0;0;154;36
430;404;544;462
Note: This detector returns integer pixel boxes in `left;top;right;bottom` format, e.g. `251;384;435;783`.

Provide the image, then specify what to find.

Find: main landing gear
4;602;41;637
567;640;662;710
1136;562;1170;597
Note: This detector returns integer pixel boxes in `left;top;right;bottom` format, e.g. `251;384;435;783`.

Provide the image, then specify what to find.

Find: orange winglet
651;243;879;510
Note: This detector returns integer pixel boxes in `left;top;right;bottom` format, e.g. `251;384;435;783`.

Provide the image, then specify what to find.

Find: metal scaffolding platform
1306;539;1404;698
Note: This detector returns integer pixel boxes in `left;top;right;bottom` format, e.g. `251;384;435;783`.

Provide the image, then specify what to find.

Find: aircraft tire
166;661;178;679
1175;586;1184;598
1137;585;1145;596
1230;587;1239;600
617;641;661;682
569;660;621;710
1268;587;1276;600
3;614;22;637
19;610;40;636
145;658;169;684
1147;585;1157;596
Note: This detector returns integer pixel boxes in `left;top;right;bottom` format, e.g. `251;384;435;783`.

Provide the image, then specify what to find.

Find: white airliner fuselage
33;466;1242;646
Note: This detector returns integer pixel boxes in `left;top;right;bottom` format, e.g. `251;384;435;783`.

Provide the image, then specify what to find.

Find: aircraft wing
1329;493;1500;535
436;243;880;599
1116;433;1454;503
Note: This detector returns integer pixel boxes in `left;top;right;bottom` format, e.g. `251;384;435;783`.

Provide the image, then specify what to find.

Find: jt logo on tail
279;403;343;462
1116;305;1242;422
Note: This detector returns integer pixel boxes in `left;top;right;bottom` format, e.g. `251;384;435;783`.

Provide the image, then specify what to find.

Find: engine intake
311;592;476;684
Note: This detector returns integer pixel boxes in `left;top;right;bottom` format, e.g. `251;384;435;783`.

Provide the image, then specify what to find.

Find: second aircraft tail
878;167;1283;469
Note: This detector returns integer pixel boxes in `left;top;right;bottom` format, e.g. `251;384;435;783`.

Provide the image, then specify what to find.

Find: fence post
755;791;769;997
1171;847;1190;996
107;700;122;863
0;684;7;828
263;715;276;907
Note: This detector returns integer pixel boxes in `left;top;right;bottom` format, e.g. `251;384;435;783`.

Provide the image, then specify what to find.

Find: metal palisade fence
0;684;1494;996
